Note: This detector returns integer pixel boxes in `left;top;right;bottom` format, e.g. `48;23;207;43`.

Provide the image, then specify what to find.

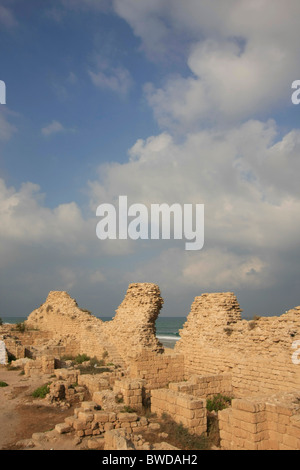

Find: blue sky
1;0;300;319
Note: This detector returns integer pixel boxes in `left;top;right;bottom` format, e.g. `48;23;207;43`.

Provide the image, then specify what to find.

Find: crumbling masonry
1;284;300;450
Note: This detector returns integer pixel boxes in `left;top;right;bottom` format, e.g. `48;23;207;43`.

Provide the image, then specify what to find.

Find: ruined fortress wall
103;283;164;360
168;373;232;399
25;285;168;372
219;392;300;450
129;351;185;389
175;293;300;397
25;291;108;360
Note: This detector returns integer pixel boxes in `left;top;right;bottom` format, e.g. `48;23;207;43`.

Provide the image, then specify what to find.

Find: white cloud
0;179;87;247
113;0;300;127
0;110;17;141
89;60;133;96
88;119;300;294
41;120;73;137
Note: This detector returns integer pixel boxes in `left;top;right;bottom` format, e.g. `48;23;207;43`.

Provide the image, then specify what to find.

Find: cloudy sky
1;0;300;319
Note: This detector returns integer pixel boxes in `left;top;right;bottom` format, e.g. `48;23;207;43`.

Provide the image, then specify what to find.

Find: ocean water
1;316;186;349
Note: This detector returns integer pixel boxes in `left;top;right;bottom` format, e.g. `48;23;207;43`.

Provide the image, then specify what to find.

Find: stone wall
129;350;185;390
168;373;232;399
175;293;300;397
25;284;166;372
151;388;207;436
24;356;55;377
219;392;300;450
113;378;145;410
0;340;7;365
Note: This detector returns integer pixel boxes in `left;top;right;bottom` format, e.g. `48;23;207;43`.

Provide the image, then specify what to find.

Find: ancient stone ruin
0;340;7;365
1;283;300;450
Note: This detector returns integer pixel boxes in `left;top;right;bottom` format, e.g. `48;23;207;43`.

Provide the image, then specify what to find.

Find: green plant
60;355;75;362
69;382;78;389
120;406;136;413
78;365;111;375
74;354;90;364
206;394;233;412
0;317;3;326
0;381;8;387
159;413;209;450
89;356;104;367
15;322;26;333
115;396;124;404
32;383;51;398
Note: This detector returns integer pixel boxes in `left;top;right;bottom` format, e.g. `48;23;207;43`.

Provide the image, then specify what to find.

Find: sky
0;0;300;319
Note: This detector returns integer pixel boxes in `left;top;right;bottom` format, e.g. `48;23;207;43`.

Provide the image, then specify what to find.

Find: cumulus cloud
88;119;300;299
113;0;300;127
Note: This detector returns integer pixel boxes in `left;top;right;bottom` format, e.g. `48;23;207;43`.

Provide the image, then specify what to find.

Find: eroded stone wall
175;293;300;396
25;284;168;373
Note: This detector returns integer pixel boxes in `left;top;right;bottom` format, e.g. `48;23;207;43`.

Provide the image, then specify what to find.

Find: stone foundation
151;388;207;436
219;392;300;450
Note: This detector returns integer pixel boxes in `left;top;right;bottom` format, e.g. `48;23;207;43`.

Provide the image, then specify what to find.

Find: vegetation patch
157;413;209;450
15;322;26;333
78;365;111;375
0;381;8;387
120;406;136;413
32;383;51;398
74;354;90;364
206;394;233;412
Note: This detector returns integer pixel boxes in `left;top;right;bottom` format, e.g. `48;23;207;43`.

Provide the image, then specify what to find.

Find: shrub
0;317;3;326
120;406;136;413
78;365;110;375
159;413;209;450
0;381;8;387
74;354;90;364
206;394;233;412
15;322;26;333
32;383;51;398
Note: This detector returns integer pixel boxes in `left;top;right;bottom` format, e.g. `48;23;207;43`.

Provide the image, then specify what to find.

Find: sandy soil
0;366;81;450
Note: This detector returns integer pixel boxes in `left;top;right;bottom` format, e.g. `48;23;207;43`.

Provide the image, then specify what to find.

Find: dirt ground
0;366;86;450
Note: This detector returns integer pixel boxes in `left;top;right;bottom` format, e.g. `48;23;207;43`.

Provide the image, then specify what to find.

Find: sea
1;316;187;349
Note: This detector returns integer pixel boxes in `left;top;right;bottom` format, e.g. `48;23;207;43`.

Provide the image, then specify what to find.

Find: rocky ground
0;366;90;450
